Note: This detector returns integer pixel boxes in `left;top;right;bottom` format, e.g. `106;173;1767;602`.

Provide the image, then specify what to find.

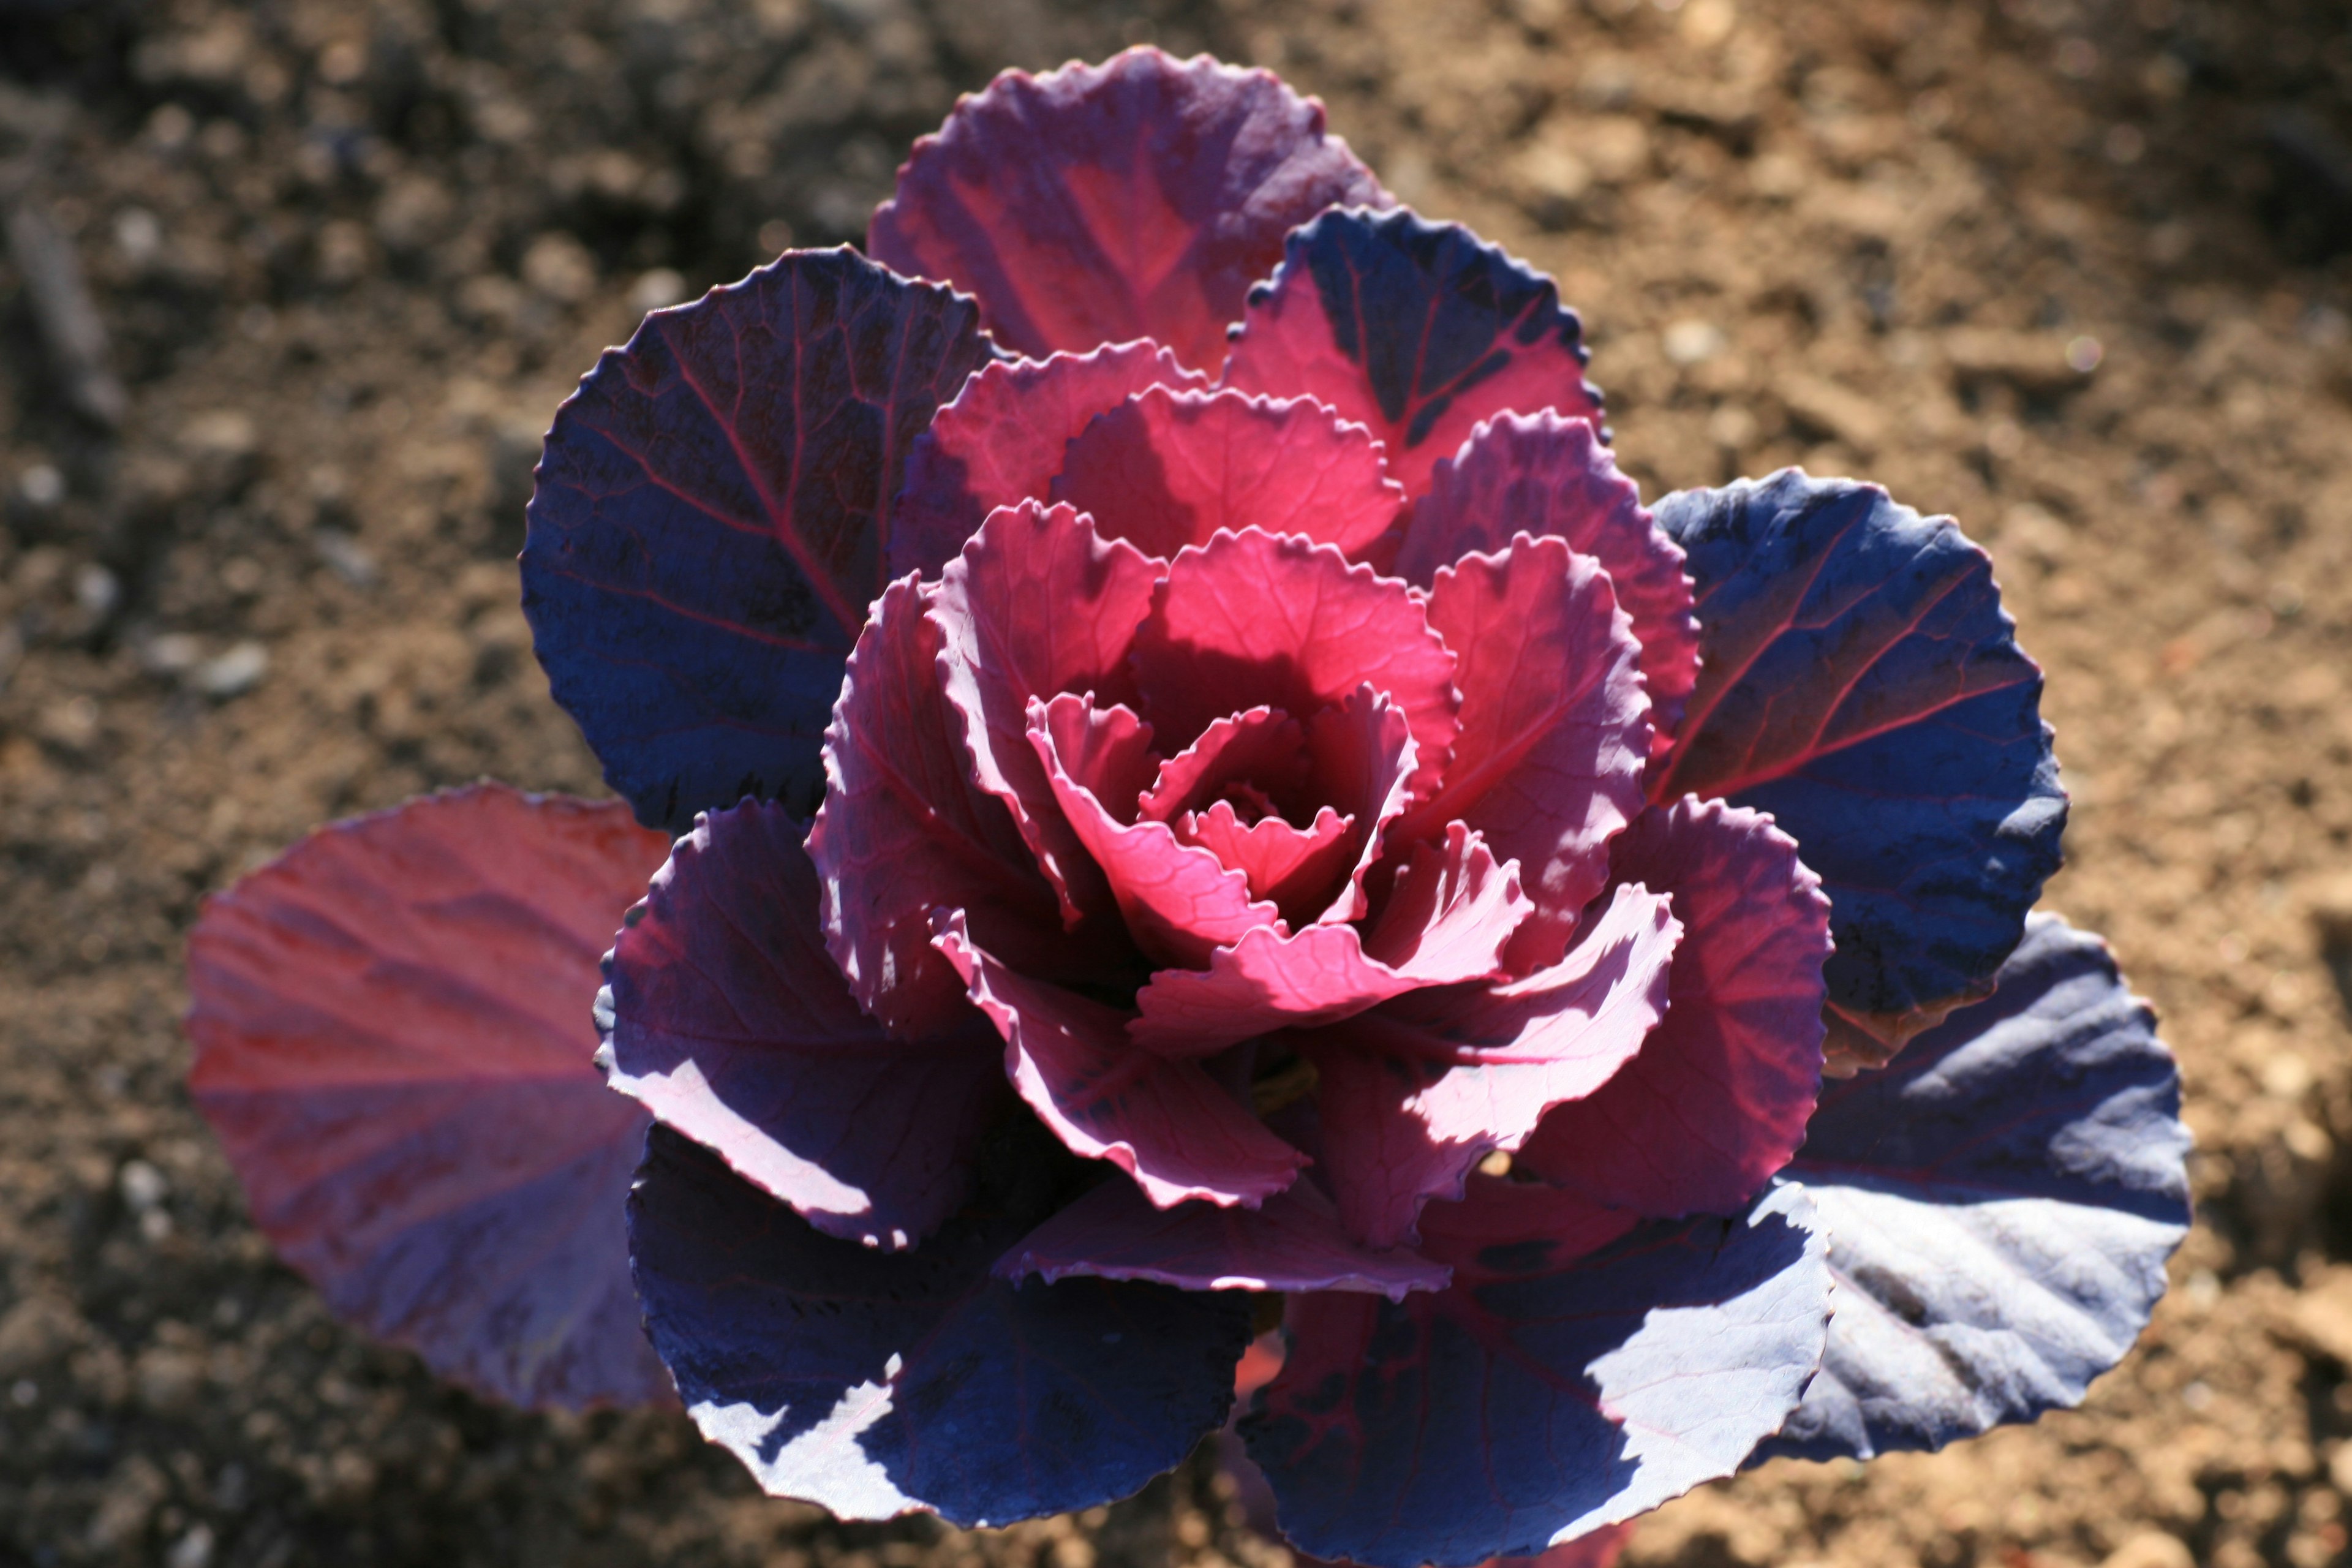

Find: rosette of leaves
184;48;2188;1568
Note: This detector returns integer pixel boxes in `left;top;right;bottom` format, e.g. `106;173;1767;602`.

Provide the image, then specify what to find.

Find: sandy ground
2;0;2350;1564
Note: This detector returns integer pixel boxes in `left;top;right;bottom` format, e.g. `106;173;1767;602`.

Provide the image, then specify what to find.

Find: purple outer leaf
868;47;1389;377
1240;1182;1829;1568
1649;470;2068;1071
998;1174;1451;1300
525;248;997;831
1221;208;1605;497
630;1125;1254;1526
1755;914;2191;1463
185;785;674;1411
600;797;1014;1251
1219;1439;1636;1568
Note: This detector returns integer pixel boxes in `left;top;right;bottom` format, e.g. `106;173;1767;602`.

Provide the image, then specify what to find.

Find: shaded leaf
601;798;1014;1250
1518;798;1830;1218
631;1125;1254;1525
1000;1174;1450;1300
933;910;1308;1208
186;785;674;1410
809;575;1066;1039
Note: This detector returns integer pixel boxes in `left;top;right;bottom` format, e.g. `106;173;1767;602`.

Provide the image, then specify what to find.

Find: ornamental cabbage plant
184;48;2191;1568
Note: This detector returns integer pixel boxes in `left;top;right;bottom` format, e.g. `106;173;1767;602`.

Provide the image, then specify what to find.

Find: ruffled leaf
1241;1181;1830;1568
1175;799;1353;916
1401;413;1698;752
1139;706;1312;823
1148;690;1423;931
810;575;1067;1038
525;249;995;830
1651;471;2067;1071
1052;388;1404;564
630;1125;1254;1525
869;47;1388;375
1222;208;1604;496
1756;914;2190;1463
186;785;674;1410
1031;693;1280;965
1303;883;1680;1248
1517;799;1830;1218
892;342;1210;579
933;500;1163;925
1129;824;1526;1057
1132;527;1458;799
601;798;1014;1250
1403;533;1650;956
933;911;1306;1208
999;1174;1450;1300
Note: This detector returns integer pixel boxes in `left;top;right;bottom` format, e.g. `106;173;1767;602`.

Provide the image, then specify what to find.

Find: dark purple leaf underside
1240;1184;1828;1568
184;785;676;1411
1651;471;2067;1059
628;1126;1254;1526
1757;914;2190;1463
1221;208;1604;496
524;248;997;830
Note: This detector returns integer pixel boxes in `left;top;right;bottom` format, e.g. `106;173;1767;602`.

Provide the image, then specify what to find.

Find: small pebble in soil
194;641;269;699
1664;318;1727;365
17;463;64;508
314;529;379;587
118;1159;169;1212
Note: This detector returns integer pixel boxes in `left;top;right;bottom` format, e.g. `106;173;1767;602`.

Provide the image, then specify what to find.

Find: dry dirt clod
2098;1532;2195;1568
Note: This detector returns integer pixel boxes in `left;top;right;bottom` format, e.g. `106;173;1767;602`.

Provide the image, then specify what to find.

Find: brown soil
2;0;2350;1564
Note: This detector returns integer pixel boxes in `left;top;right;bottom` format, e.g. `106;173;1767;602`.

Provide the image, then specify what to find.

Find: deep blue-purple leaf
186;785;676;1411
1222;208;1604;496
1240;1182;1829;1568
1649;471;2067;1068
524;248;998;830
629;1126;1253;1526
1756;914;2190;1463
599;797;1014;1251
